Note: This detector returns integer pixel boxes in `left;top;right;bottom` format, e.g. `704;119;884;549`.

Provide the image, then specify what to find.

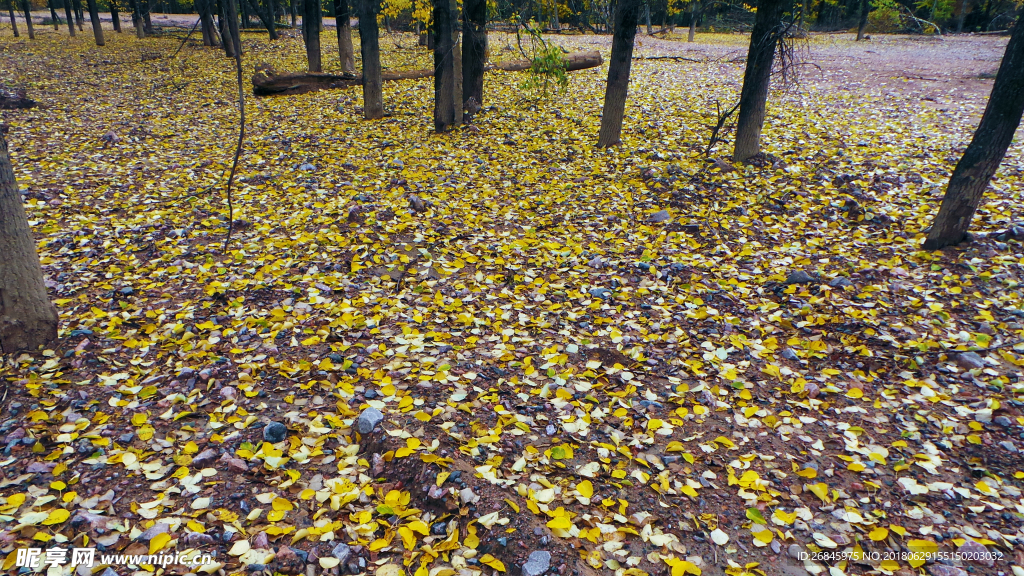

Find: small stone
928;565;968;576
332;543;352;563
459;487;479;505
589;288;612;300
545;424;556;436
408;194;427;213
998;440;1018;453
253;532;270;549
780;348;799;361
649;210;671;223
138;523;170;541
356;407;384;434
26;461;55;474
118;432;135;444
587;256;604;268
957;352;986;370
828;276;853;288
785;271;816;285
264;422;288;443
770;539;781;554
787;544;803;559
522;551;551;576
994;415;1012;427
956;539;993;567
192;448;218;468
299;163;316;171
977;322;995;335
119;286;134;296
220;386;237;400
219;453;249;473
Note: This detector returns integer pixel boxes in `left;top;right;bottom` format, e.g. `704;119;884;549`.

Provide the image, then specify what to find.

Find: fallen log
0;89;36;110
252;50;602;96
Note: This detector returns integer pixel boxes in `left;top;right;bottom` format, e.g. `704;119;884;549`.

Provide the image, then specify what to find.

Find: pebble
521;551;551;576
787;544;803;559
191;448;218;468
356;407;384;434
589;288;612;300
780;348;799;360
785;270;816;284
957;352;986;370
263;422;288;443
957;539;993;567
299;163;316;171
994;416;1012;427
998;440;1017;453
927;565;968;576
828;276;853;288
649;210;671;223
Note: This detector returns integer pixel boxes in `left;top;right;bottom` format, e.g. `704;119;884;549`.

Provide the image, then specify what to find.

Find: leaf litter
1;26;1024;576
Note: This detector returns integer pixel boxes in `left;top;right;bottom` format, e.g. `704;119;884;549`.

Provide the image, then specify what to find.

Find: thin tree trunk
110;1;121;31
0;131;60;353
73;0;83;30
644;1;651;34
923;17;1024;250
244;0;277;38
131;0;144;36
6;0;19;37
800;0;806;28
596;0;641;147
359;0;383;118
433;0;460;131
552;0;559;30
20;0;34;39
240;0;248;26
199;0;220;44
62;0;74;34
302;0;321;71
220;0;237;56
86;0;105;45
732;0;785;162
462;0;486;105
687;0;696;41
48;0;61;30
334;0;354;72
289;0;295;26
856;0;868;39
956;0;965;32
142;0;152;33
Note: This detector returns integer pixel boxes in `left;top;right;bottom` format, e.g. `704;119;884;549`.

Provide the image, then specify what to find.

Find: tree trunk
687;1;696;41
20;0;34;39
799;0;806;28
596;0;641;147
6;0;19;37
289;0;295;27
142;0;152;33
197;0;212;44
73;0;84;30
359;0;383;118
856;0;868;39
48;0;60;30
302;0;321;71
62;0;74;34
552;0;559;30
110;1;121;31
923;17;1024;250
732;0;785;162
220;0;237;56
956;0;965;32
131;0;144;36
86;0;105;45
433;0;460;131
462;0;486;105
240;0;249;26
0;132;60;353
644;1;651;34
334;0;354;72
244;0;277;38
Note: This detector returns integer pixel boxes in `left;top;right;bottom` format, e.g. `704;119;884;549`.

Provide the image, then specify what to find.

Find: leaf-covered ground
1;22;1023;576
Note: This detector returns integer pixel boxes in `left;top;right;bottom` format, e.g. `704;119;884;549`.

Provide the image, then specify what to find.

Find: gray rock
139;523;170;541
263;422;288;443
780;348;799;361
649;210;671;223
998;440;1018;453
356;407;384;434
957;352;986;370
459;487;479;505
98;568;118;576
26;461;55;474
409;194;427;213
928;565;968;576
787;544;803;560
957;538;993;567
828;276;853;288
994;415;1013;427
589;288;612;300
770;539;781;554
192;448;218;468
331;543;352;563
522;551;551;576
587;256;604;268
299;163;317;171
785;271;817;285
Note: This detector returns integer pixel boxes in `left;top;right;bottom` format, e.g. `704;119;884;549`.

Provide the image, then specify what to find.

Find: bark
644;1;651;34
596;0;641;147
956;0;965;32
198;0;215;45
73;0;83;30
856;0;868;39
220;0;237;56
0;131;59;353
19;0;33;39
252;51;601;95
48;0;60;30
110;1;121;31
86;0;105;45
433;0;460;131
130;0;143;36
334;0;354;72
6;0;18;37
142;0;152;33
244;0;277;38
462;0;486;105
303;0;321;71
289;0;295;27
358;0;383;119
687;0;697;41
62;0;74;34
732;0;785;162
923;17;1024;250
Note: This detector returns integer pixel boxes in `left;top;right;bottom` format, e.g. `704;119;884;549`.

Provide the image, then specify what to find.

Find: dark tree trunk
19;0;34;39
240;0;248;26
6;0;18;37
129;0;143;35
433;0;461;131
110;1;121;31
220;0;237;56
462;0;486;105
73;0;84;30
358;0;383;118
302;0;321;71
856;0;868;39
244;0;277;38
334;0;354;72
63;0;76;34
0;132;60;353
732;0;785;162
86;0;105;45
687;0;697;41
596;0;641;147
644;1;651;33
201;0;221;45
956;0;965;32
923;18;1024;250
289;0;295;27
48;0;61;30
142;0;152;33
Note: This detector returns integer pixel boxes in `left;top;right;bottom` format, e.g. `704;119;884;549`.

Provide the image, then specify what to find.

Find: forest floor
1;21;1023;576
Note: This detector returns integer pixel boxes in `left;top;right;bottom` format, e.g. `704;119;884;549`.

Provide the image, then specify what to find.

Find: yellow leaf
42;509;70;525
547;516;572;530
796;468;817;478
576;480;593;499
806;483;830;503
907;540;938;554
149;533;172;555
868;527;889;541
479;554;506;572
